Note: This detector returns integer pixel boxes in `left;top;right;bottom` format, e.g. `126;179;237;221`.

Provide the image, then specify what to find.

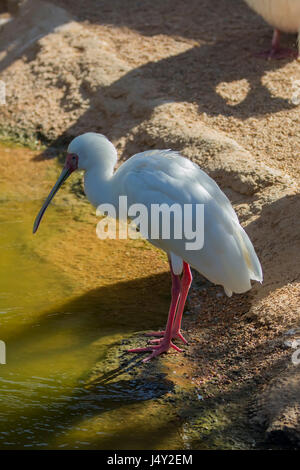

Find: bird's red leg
270;29;281;57
169;262;192;344
256;29;297;59
146;262;192;344
128;262;182;362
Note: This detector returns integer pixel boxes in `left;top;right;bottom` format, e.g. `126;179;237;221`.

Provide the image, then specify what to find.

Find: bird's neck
84;165;118;209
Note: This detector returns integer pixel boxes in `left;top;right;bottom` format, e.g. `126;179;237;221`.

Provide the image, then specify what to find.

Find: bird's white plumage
68;133;263;297
169;252;184;276
245;0;300;33
112;149;262;296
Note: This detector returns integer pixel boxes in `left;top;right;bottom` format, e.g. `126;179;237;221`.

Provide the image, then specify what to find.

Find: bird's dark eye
72;156;76;161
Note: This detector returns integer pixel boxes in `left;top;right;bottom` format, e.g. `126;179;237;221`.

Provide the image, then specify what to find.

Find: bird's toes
129;339;183;361
142;345;168;362
174;332;188;345
144;330;165;337
170;342;183;353
142;353;156;363
255;48;297;60
128;346;152;353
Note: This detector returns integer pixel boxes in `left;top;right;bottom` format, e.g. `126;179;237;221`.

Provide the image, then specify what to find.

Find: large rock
127;103;292;196
251;365;300;447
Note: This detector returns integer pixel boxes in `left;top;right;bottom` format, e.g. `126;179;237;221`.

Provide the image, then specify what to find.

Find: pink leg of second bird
128;261;192;362
258;29;297;59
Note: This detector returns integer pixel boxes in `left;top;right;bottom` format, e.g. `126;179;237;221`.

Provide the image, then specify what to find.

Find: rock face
0;0;299;448
251;367;300;448
128;107;291;196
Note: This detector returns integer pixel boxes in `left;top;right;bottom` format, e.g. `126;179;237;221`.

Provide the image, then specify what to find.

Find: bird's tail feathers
236;225;263;283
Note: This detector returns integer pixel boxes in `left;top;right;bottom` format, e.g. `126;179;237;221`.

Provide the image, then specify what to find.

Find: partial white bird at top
244;0;300;58
33;133;263;363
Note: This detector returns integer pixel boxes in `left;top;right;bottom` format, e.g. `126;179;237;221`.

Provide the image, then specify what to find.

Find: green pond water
0;146;186;450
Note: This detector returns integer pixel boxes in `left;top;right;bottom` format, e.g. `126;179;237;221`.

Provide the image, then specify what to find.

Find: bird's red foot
128;340;183;362
145;330;188;344
256;47;297;60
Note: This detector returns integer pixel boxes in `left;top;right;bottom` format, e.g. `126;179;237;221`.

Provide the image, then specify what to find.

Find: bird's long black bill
33;167;71;234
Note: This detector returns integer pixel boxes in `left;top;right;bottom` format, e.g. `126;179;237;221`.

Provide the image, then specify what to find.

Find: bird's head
33;132;117;233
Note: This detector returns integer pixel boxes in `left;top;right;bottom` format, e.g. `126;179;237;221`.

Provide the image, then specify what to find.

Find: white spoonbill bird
244;0;300;58
33;133;263;362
